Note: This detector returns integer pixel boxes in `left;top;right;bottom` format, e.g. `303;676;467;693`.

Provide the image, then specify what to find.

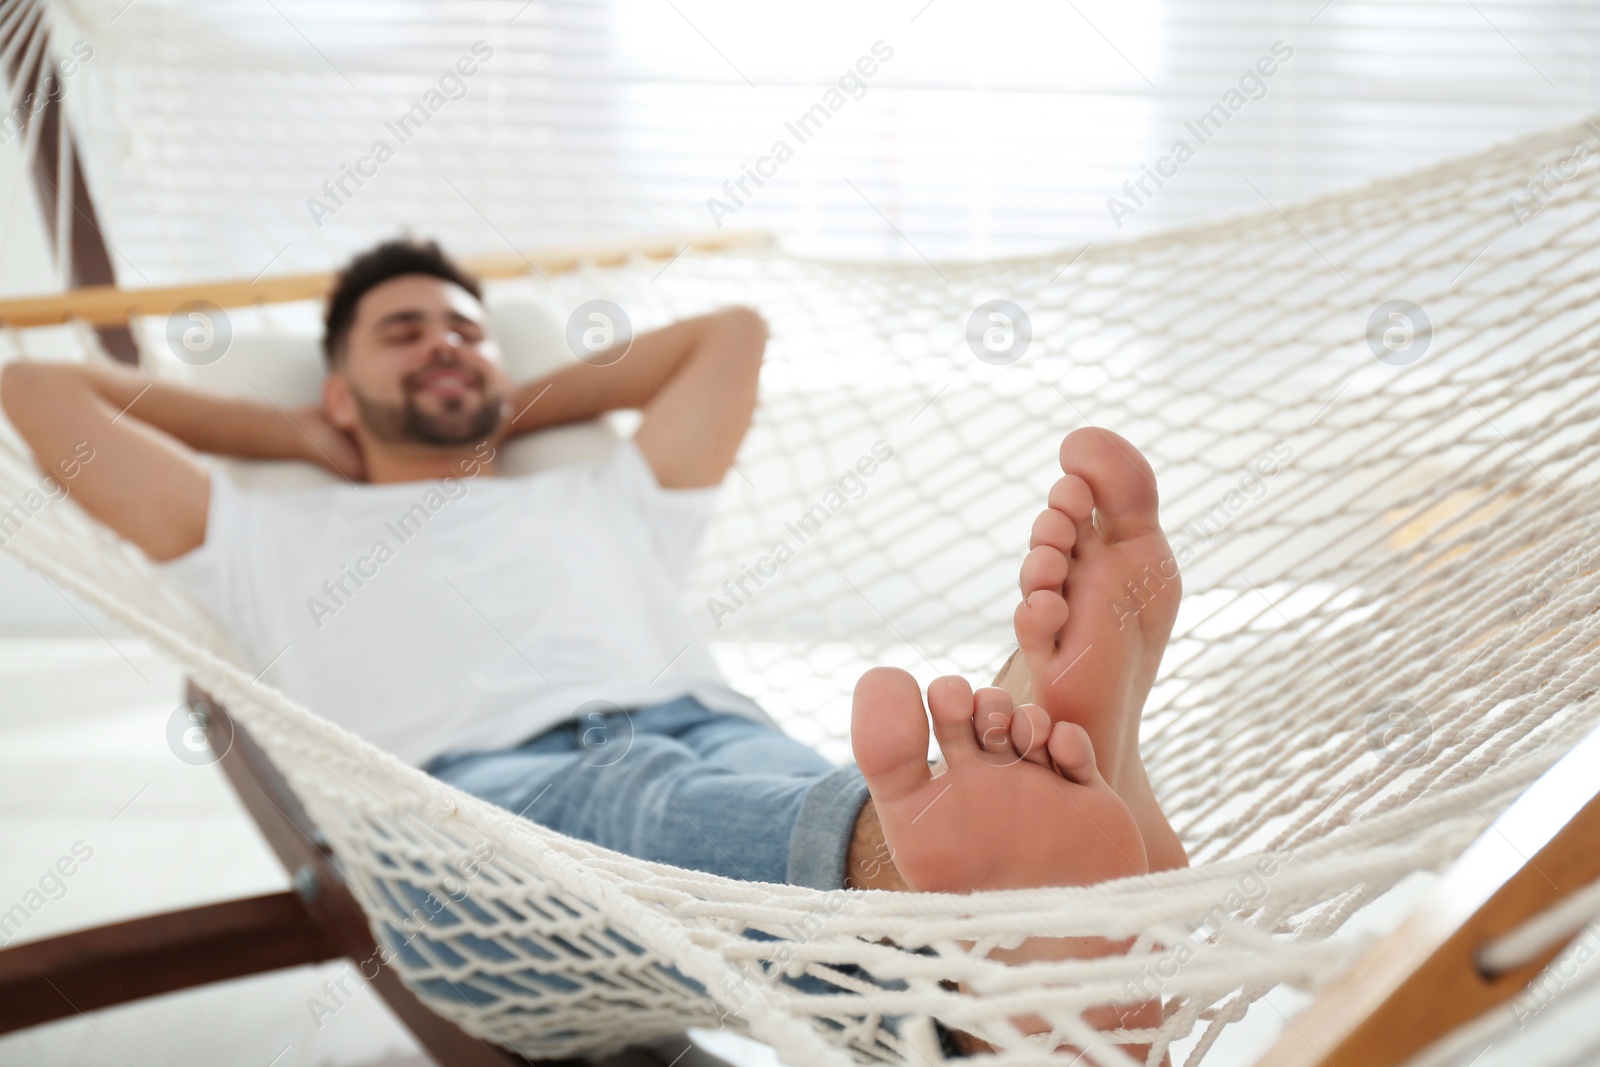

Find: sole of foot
852;666;1163;1059
850;666;1146;895
1009;427;1188;872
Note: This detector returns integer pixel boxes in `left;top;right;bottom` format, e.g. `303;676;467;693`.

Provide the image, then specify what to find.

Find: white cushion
135;283;619;489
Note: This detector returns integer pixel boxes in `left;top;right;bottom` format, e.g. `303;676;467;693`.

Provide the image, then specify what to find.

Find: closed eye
381;325;425;346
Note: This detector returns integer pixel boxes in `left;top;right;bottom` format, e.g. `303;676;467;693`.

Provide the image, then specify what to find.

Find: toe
1046;474;1098;549
1014;589;1068;663
974;690;1013;755
1046;473;1095;525
972;687;1016;759
851;667;933;804
1008;703;1053;767
1018;545;1069;597
1029;503;1077;554
1046;721;1099;785
927;675;980;768
1058;427;1160;543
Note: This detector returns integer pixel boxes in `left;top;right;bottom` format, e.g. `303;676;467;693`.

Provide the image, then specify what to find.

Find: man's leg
433;426;1185;1049
428;699;871;888
844;795;906;890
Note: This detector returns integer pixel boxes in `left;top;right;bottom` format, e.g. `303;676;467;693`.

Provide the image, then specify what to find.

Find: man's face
336;274;510;446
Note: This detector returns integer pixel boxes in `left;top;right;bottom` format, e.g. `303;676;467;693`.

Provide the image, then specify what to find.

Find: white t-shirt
159;440;765;766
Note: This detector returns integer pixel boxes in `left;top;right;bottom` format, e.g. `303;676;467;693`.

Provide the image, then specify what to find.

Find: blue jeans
423;696;872;889
400;699;920;1039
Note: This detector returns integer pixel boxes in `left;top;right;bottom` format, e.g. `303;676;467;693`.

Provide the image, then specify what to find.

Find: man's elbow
0;360;42;423
1;361;88;435
718;305;768;358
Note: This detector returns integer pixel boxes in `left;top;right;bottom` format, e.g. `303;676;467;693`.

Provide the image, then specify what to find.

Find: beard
350;365;505;446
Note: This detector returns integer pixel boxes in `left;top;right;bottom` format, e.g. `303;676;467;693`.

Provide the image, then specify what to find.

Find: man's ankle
845;799;908;890
992;647;1029;702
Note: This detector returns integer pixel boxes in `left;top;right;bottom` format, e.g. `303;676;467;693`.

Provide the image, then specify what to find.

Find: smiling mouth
407;365;483;399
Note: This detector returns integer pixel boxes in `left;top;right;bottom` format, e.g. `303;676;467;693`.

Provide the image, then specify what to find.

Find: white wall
56;0;1600;279
0;134;52;295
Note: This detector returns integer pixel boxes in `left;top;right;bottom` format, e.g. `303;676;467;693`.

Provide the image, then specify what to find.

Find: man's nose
425;327;467;360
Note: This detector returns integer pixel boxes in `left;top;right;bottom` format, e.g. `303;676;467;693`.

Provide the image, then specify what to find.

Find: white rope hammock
4;114;1600;1066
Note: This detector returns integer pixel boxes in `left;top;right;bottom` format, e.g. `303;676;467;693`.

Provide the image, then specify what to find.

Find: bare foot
1006;427;1188;872
851;666;1146;892
851;667;1160;1055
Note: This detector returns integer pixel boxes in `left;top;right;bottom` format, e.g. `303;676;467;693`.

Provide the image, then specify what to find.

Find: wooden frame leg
0;891;337;1034
0;685;727;1067
1255;720;1600;1066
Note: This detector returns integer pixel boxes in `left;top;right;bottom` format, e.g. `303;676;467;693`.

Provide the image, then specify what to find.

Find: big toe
852;667;932;805
1058;427;1160;543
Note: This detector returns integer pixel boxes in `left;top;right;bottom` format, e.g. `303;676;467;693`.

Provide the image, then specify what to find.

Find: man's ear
323;373;357;431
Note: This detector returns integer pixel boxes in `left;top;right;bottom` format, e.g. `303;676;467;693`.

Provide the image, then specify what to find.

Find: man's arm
0;361;360;561
506;306;766;488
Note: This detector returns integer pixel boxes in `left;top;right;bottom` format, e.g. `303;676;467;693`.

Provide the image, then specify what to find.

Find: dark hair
322;238;483;366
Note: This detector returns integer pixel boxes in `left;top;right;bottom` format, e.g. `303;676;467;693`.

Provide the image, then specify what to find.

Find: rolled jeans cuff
786;762;872;890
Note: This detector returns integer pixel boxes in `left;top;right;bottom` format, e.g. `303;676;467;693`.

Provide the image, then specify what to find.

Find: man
1;238;1186;1050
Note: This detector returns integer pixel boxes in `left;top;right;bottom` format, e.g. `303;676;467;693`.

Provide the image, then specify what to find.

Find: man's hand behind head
287;404;366;482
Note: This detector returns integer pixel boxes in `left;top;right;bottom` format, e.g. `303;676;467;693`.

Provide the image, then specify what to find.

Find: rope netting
5;42;1600;1067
